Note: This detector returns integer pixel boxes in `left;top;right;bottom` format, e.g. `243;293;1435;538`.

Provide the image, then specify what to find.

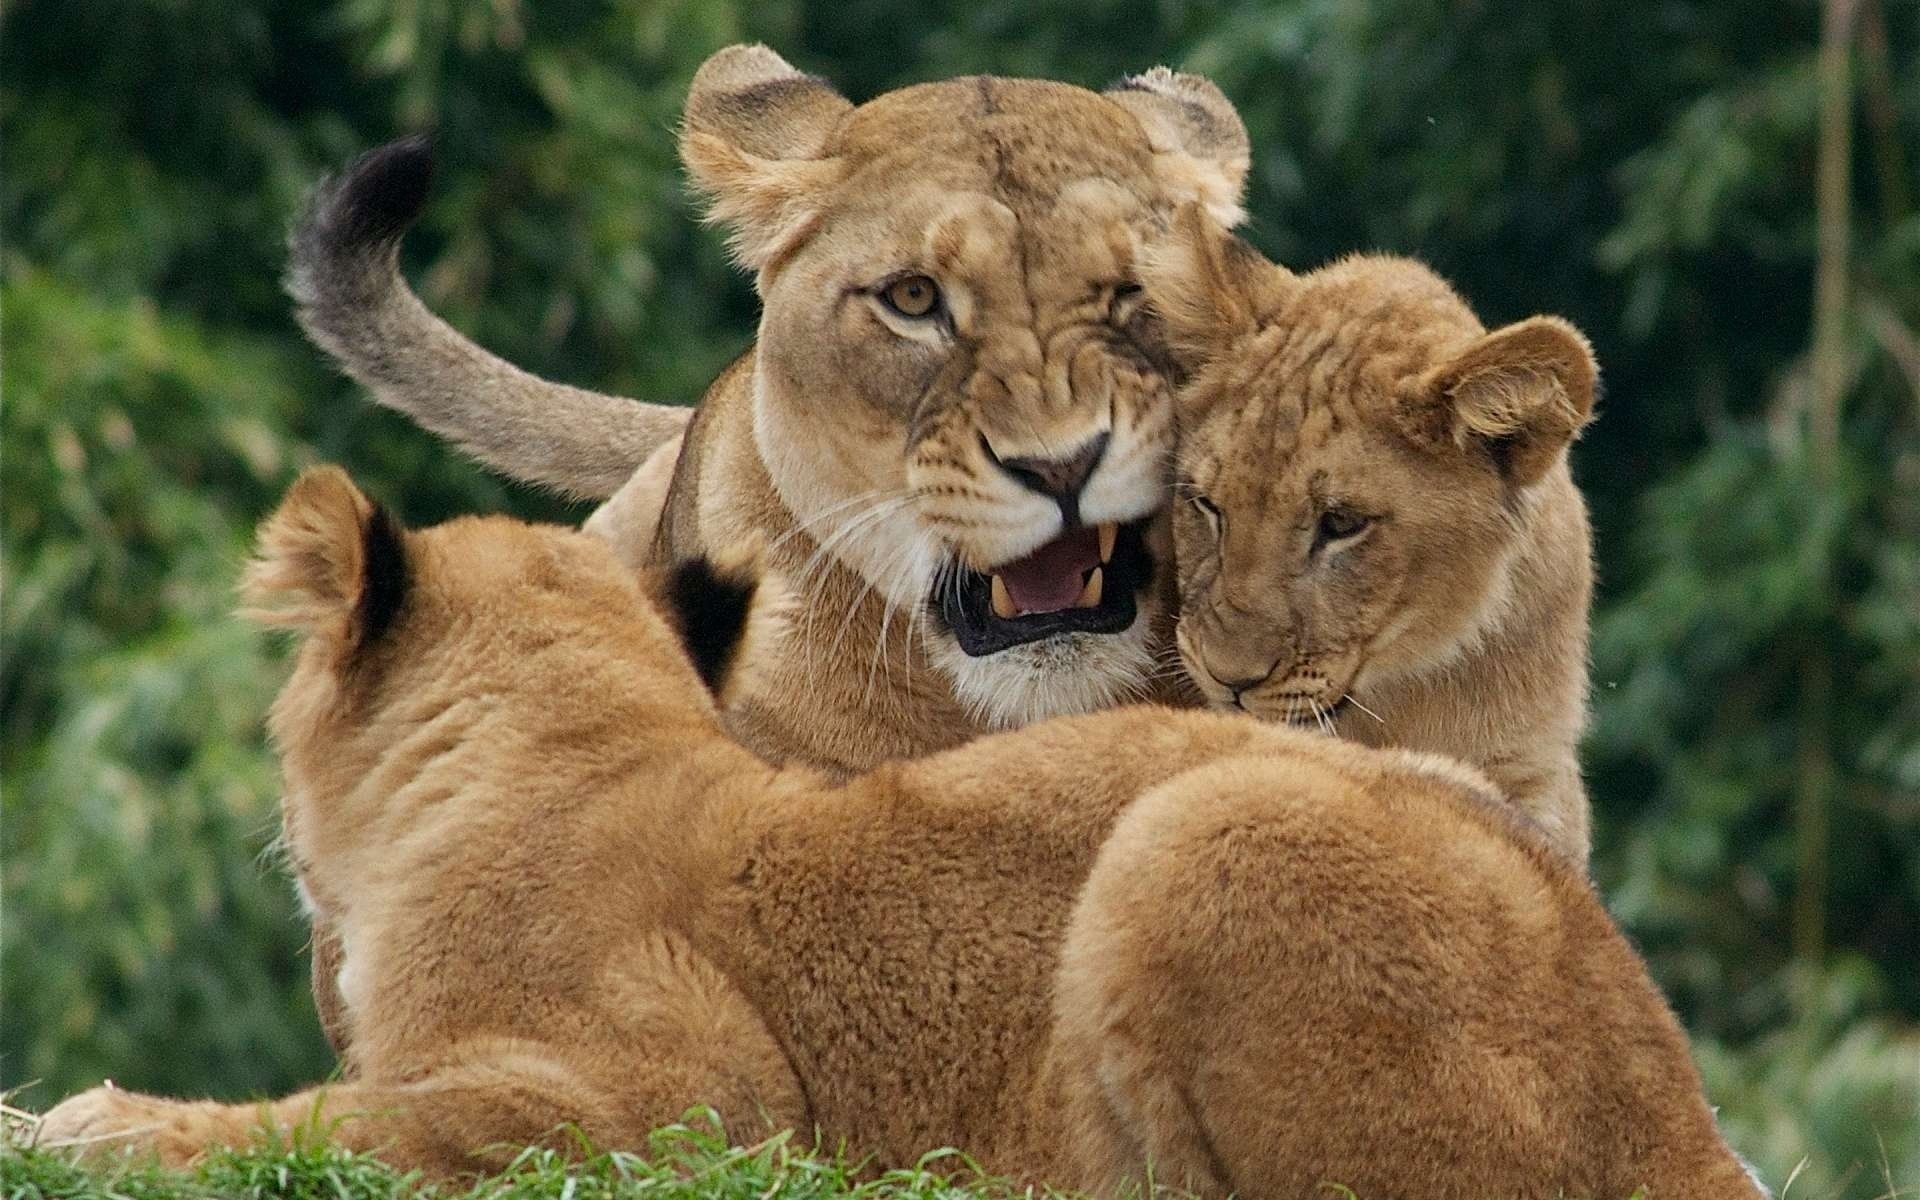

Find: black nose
987;432;1110;525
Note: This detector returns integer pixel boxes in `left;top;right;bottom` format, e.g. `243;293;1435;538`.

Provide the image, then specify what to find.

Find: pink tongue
998;527;1101;614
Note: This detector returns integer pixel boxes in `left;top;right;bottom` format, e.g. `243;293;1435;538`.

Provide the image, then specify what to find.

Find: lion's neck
670;361;981;771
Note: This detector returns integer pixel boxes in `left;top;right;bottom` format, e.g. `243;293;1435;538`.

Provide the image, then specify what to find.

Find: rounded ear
240;465;409;644
1105;68;1250;227
1138;202;1288;361
1416;316;1599;488
679;45;853;274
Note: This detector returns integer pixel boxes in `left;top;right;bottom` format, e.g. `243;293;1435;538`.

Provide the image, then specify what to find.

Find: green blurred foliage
2;0;1916;1194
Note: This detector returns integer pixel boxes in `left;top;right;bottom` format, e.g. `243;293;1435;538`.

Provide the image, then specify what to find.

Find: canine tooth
990;574;1018;619
1098;522;1117;563
1078;566;1104;609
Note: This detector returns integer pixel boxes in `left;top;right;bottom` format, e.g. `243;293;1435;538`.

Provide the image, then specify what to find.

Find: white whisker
787;493;918;681
861;529;934;712
1344;693;1386;726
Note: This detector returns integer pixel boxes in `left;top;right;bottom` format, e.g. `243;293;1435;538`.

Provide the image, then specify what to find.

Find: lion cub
39;468;1758;1199
1143;207;1599;862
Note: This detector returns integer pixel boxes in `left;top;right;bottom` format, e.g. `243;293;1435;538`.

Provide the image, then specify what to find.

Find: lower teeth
1077;566;1104;608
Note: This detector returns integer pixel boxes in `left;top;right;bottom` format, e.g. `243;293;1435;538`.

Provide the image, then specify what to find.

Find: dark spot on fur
358;503;409;643
714;75;834;134
975;75;999;115
664;557;759;694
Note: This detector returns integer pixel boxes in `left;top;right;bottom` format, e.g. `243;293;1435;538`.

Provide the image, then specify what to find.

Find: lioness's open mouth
935;520;1152;656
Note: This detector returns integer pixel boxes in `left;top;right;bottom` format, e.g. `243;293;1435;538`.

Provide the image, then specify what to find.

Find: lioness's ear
241;466;409;644
680;45;853;276
1138;202;1286;359
658;543;790;703
1105;68;1250;228
1418;316;1599;488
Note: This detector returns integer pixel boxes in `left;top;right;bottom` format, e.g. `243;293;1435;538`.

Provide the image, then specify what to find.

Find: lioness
1140;207;1599;861
290;45;1250;768
40;467;1761;1199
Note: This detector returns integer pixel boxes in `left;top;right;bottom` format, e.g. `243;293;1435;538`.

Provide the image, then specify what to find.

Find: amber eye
880;274;942;319
1314;506;1371;550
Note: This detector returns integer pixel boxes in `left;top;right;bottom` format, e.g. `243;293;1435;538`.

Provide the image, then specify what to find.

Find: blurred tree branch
1794;0;1857;983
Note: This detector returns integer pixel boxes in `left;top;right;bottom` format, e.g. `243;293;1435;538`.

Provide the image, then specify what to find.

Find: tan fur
583;433;684;570
637;49;1255;751
40;469;1758;1199
1142;206;1600;862
287;48;1233;1062
295;46;1247;761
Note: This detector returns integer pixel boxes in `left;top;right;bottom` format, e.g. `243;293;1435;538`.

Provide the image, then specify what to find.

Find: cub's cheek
38;1086;220;1169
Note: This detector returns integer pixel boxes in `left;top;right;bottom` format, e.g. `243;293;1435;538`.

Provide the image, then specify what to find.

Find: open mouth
934;520;1153;656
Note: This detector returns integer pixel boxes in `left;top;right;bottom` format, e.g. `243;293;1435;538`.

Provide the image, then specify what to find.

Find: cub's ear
1412;316;1599;488
1138;202;1289;360
1105;68;1250;227
240;466;409;645
679;44;853;277
657;542;790;702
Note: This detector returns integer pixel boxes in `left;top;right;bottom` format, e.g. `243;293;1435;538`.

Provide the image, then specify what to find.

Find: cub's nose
1191;647;1279;705
1215;672;1270;697
987;431;1110;525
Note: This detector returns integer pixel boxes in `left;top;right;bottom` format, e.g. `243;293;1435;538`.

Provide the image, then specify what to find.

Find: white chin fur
931;617;1156;729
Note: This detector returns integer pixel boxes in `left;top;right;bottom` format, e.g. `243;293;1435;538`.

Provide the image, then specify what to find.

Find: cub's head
682;46;1249;725
242;468;776;839
1142;208;1598;725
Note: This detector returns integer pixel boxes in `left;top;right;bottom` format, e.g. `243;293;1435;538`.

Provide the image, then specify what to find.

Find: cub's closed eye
1109;281;1145;325
1189;493;1223;534
879;274;942;319
1315;507;1371;549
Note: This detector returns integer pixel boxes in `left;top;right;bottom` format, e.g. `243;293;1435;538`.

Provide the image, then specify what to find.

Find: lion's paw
38;1084;217;1169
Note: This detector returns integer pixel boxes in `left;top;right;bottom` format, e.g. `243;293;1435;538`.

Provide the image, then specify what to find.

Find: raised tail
287;136;692;501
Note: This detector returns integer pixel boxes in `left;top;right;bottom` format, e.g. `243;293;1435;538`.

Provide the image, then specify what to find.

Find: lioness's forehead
831;76;1160;204
815;83;1165;296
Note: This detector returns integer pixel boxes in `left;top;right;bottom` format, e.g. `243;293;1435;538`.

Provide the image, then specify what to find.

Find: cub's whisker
1344;693;1386;726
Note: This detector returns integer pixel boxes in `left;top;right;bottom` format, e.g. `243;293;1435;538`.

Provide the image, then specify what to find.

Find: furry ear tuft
1138;203;1284;359
658;540;790;701
679;133;845;273
683;45;850;161
1105;68;1250;227
679;45;852;276
1422;316;1599;487
240;466;409;644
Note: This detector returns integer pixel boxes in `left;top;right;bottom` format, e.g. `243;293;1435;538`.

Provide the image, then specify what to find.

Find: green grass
0;1113;1041;1200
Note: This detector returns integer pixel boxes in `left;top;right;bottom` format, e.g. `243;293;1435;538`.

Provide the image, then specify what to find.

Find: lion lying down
40;467;1760;1199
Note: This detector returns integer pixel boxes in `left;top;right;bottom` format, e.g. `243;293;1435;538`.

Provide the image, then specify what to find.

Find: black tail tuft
291;134;436;278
